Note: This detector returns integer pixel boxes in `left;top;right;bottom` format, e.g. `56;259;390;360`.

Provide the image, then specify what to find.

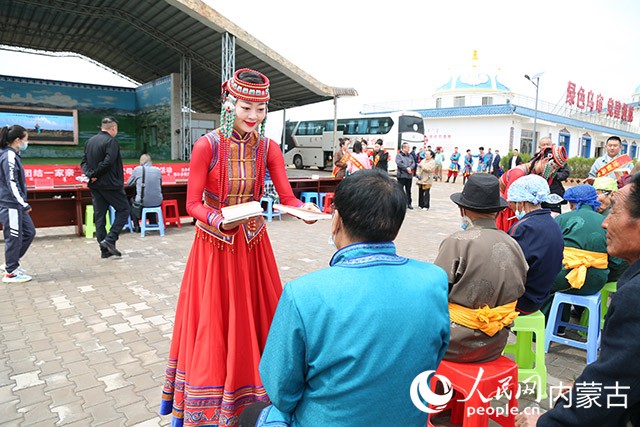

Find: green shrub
500;151;532;171
566;157;597;179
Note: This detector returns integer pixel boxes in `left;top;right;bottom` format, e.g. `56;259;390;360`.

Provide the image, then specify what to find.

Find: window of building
581;135;592;158
453;96;465;107
558;132;571;154
482;96;493;106
520;129;534;155
630;142;638;159
622;139;629;154
435;98;442;108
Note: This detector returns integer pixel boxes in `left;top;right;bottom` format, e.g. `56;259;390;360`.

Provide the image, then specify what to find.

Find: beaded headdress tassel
218;68;271;203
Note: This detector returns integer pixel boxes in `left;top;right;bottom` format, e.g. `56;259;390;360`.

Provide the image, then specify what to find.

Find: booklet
221;201;264;225
273;204;332;221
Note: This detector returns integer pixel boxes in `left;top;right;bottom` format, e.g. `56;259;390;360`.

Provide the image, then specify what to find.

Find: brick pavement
0;172;590;426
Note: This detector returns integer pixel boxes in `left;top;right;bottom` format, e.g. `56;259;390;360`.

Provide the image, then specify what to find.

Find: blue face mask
514;203;526;220
459;215;472;231
19;139;28;151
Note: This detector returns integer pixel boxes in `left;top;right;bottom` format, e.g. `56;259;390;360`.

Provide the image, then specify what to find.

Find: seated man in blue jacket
239;169;450;427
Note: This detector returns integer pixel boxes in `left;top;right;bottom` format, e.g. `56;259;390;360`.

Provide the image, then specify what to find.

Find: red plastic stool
322;192;335;213
162;199;181;227
428;356;518;427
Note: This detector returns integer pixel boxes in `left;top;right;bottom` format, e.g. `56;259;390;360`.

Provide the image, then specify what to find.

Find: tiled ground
0;170;591;426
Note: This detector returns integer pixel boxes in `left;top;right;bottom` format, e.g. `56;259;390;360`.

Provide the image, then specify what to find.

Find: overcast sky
1;0;640;139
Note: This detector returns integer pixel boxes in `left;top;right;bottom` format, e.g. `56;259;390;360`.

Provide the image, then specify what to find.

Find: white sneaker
0;264;27;274
3;271;32;283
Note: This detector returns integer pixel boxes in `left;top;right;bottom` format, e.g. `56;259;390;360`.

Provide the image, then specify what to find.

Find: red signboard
24;163;190;187
566;81;633;123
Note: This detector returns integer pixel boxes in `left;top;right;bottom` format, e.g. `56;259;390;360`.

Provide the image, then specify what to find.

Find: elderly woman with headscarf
540;185;615;325
593;176;618;217
496;145;568;232
592;177;629;283
507;175;565;314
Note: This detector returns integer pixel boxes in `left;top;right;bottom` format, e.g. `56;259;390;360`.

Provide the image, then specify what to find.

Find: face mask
19;140;28;151
514;203;526;220
459;215;472;231
327;233;336;249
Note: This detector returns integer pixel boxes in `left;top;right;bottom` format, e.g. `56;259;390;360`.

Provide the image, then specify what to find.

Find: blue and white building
364;52;640;160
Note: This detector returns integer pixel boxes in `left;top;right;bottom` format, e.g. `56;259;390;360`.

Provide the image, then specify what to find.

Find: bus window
398;115;424;134
296;122;308;135
325;120;334;132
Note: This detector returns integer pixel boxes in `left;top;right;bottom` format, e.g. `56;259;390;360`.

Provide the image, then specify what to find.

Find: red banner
24;163;190;187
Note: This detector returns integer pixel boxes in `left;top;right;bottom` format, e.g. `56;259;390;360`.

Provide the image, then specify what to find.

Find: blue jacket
0;147;30;210
508;209;564;313
259;242;450;426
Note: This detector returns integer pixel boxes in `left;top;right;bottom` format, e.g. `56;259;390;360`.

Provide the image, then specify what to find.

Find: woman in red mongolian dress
160;69;318;426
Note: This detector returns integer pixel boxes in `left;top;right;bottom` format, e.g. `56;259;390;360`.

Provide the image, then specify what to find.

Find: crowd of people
2;66;640;427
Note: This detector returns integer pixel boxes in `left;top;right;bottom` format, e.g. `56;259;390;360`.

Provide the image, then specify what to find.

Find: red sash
332;151;352;176
349;154;367;171
597;154;633;177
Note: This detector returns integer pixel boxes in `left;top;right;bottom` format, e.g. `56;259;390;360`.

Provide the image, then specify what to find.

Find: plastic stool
317;192;327;211
503;311;548;400
599;281;617;328
260;196;281;222
140;207;165;237
545;292;601;364
322;192;335;213
428;356;518;427
162;200;181;227
108;206;133;233
299;191;320;206
85;205;111;238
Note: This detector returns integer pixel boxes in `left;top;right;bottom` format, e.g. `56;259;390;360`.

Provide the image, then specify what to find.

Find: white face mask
514;203;526;220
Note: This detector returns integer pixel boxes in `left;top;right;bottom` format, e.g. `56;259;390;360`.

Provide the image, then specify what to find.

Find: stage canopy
0;0;357;112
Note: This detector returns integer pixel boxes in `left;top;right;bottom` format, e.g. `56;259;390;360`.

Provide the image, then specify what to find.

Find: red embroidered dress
160;129;303;426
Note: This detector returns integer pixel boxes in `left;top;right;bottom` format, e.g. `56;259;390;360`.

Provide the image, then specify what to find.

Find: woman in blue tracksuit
0;125;35;283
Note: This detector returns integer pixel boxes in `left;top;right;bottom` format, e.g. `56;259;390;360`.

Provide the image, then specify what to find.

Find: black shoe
100;240;122;257
407;205;414;210
101;251;114;259
133;226;141;233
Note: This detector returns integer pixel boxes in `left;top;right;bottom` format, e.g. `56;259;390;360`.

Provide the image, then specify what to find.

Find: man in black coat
492;149;502;177
509;148;523;170
81;117;130;258
516;173;640;426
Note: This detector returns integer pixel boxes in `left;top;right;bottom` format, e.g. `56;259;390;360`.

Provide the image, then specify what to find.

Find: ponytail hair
0;125;27;149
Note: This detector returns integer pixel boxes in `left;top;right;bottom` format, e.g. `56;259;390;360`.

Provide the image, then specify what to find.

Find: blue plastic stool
317;192;327;211
109;206;133;233
260;196;281;222
140;207;165;237
545;292;601;364
299;191;320;206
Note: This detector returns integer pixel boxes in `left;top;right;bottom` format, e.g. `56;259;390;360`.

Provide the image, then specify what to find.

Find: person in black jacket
516;173;640;427
371;139;389;172
81;117;130;258
508;148;523;170
492;149;502;177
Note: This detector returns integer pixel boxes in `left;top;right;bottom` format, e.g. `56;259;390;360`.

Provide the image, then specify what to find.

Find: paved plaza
0;171;591;426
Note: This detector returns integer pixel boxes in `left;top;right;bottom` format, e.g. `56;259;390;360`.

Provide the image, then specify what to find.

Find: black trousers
418;186;431;209
397;177;413;206
90;187;130;246
0;207;35;273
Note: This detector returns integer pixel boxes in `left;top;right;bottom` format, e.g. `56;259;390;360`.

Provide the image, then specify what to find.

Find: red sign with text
565;81;633;123
24;163;190;187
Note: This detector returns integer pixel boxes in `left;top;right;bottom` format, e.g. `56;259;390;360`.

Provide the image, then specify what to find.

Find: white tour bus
282;112;425;173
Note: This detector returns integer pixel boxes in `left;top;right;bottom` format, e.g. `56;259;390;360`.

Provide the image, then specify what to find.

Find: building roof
414;103;640;140
0;0;356;113
433;50;511;96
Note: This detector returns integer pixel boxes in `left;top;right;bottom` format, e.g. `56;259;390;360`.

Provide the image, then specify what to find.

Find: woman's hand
300;202;322;225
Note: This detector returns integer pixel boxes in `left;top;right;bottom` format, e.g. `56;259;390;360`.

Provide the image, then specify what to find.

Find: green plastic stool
84;205;111;238
579;282;617;332
503;310;548;400
599;282;617;328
